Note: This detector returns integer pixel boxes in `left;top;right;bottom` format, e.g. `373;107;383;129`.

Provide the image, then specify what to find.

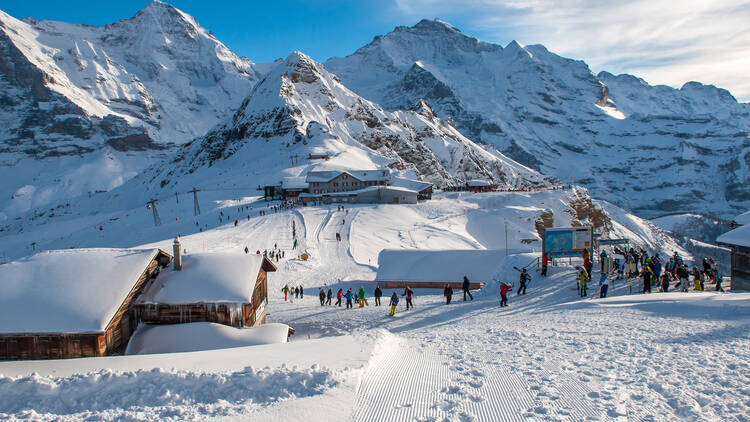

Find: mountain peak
411;18;461;34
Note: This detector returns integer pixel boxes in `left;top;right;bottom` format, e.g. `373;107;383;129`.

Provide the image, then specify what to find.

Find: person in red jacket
583;256;592;281
500;282;513;307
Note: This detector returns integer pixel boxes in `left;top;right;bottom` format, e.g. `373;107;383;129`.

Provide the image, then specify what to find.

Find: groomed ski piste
1;190;749;421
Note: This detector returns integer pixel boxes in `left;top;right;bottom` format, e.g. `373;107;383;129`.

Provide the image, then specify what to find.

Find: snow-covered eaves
281;177;308;189
138;253;275;304
391;177;433;193
0;248;162;334
305;169;390;183
733;210;750;226
375;249;506;283
717;224;750;249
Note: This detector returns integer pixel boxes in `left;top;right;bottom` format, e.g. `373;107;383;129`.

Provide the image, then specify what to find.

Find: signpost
542;227;593;259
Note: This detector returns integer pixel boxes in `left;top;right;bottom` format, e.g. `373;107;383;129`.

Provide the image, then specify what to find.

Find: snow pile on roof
375;249;505;283
0;248;161;334
734;210;750;226
139;252;271;304
125;322;289;355
391;177;433;192
717;224;750;248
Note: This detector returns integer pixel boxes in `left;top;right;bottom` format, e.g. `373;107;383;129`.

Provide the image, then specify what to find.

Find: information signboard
543;227;593;257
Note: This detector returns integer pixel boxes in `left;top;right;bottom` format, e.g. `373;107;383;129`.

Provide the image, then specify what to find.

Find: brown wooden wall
0;253;166;361
136;268;271;328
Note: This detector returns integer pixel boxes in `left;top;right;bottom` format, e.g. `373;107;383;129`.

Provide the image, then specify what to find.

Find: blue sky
2;0;748;101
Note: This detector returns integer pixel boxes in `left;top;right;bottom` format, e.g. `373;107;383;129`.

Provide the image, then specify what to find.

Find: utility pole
147;199;162;226
188;187;201;216
504;220;508;256
175;192;179;204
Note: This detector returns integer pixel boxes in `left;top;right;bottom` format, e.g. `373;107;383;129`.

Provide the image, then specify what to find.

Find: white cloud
394;0;750;101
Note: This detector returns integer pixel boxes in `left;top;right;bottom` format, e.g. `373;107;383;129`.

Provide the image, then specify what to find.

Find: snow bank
0;248;160;333
125;322;290;355
376;249;505;283
0;365;337;420
139;252;269;304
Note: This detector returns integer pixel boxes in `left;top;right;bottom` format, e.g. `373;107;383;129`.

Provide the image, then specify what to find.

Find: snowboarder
500;282;512;307
336;288;343;307
374;285;383;306
326;288;333;305
462;276;473;301
319;288;326;306
344;288;354;308
402;286;413;310
518;268;530;295
444;284;453;304
282;284;290;301
389;292;399;316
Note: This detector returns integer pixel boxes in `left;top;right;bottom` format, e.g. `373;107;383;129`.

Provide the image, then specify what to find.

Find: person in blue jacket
344;288;354;309
389;292;399;316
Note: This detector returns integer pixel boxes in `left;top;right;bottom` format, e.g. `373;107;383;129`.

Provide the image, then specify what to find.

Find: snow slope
326;19;750;219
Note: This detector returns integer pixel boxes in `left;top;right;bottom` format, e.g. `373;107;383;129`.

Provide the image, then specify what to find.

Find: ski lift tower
147;199;162;226
188;187;201;216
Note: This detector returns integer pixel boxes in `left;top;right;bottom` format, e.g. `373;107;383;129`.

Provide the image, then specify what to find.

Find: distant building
0;248;171;360
717;213;750;290
308;153;330;160
391;177;434;200
466;179;497;193
263;177;309;201
300;185;418;204
136;252;276;328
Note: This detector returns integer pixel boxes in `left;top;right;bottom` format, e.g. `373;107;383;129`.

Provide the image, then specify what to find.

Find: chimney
173;236;182;270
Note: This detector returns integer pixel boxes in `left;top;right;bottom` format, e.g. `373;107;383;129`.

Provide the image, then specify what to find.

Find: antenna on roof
147;198;162;226
188;187;201;216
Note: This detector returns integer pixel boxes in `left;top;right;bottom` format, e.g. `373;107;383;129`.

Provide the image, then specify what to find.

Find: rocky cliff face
153;52;547;191
326;19;750;218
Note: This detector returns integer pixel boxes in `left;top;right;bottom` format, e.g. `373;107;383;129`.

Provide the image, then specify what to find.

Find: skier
344;288;354;309
374;285;383;306
600;249;608;273
300;285;304;299
336;288;343;307
402;286;414;310
282;284;290;301
234;219;238;227
661;271;670;292
599;273;609;298
294;286;300;299
677;265;690;292
500;282;512;307
642;265;653;294
319;288;326;306
244;246;249;254
462;276;473;301
444;284;453;304
389;292;400;316
583;256;593;282
541;253;550;276
336;232;341;242
326;288;333;305
578;269;589;297
518;268;530;295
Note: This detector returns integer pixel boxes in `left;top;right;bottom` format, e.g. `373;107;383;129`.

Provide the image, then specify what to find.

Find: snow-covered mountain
0;1;260;217
148;51;546;193
326;19;750;219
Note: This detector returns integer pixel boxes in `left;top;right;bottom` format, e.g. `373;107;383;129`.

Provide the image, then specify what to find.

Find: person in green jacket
358;286;368;307
282;284;290;301
578;269;589;297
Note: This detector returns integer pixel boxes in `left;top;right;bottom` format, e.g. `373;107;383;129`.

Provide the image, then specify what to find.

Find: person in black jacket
326;288;333;305
374;285;383;306
444;284;453;304
318;288;326;306
462;276;473;301
518;269;530;295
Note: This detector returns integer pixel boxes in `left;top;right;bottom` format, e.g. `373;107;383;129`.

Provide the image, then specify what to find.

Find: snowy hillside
146;51;547;194
2;188;747;421
0;1;260;216
326;19;750;219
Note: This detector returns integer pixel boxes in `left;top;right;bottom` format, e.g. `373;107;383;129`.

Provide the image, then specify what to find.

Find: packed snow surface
139;252;269;303
0;248;160;333
125;322;290;355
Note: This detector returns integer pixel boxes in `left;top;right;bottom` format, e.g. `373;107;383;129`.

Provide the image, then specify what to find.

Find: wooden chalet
0;248;171;360
466;179;497;193
717;221;750;291
135;252;276;328
375;249;505;290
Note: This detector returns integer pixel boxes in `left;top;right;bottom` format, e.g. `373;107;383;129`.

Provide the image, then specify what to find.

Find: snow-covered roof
305;169;390;183
0;248;163;334
717;224;750;249
466;179;493;187
281;176;308;190
301;186;417;198
391;177;433;193
375;249;505;283
139;252;275;304
734;211;750;226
